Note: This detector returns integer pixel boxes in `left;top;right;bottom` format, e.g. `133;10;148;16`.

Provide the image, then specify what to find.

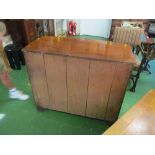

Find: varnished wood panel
103;90;155;135
23;36;134;121
67;57;89;116
22;19;37;44
24;52;49;108
86;60;116;119
44;54;68;112
23;36;135;64
105;63;133;122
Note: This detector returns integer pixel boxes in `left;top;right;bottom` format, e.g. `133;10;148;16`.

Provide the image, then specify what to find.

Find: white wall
80;19;112;38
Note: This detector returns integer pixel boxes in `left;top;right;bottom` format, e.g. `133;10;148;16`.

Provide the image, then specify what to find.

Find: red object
68;20;76;36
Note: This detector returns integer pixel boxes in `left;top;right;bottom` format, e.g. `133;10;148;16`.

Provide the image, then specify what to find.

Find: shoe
9;90;29;101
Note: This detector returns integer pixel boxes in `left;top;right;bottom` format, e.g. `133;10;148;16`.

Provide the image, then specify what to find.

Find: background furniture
36;19;55;37
0;21;26;70
21;20;37;45
112;26;144;92
2;20;24;46
2;19;37;46
110;19;155;39
130;49;147;92
4;43;25;70
148;21;155;38
140;38;155;74
103;90;155;135
23;36;135;122
147;43;155;64
112;26;144;47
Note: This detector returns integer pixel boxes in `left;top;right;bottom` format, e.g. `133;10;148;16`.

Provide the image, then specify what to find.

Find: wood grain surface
23;36;135;64
103;90;155;134
23;37;135;121
105;63;133;121
86;60;115;119
67;57;89;116
44;54;68;112
24;52;50;108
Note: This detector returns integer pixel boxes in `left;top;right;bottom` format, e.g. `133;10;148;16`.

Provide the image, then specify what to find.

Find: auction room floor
0;35;155;135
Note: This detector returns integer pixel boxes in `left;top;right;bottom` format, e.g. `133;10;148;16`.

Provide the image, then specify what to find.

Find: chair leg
132;46;135;53
130;54;147;92
135;45;140;55
130;75;139;92
142;60;151;74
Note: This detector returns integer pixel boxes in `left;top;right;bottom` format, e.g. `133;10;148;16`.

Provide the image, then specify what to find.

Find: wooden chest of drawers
23;36;135;122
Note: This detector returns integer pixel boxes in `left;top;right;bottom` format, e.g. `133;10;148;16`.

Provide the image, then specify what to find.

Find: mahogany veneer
23;36;135;121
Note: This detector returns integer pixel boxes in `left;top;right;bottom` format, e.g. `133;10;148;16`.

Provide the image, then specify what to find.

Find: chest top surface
23;36;135;63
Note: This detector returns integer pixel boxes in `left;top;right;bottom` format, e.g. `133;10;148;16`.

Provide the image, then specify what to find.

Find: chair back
113;27;144;46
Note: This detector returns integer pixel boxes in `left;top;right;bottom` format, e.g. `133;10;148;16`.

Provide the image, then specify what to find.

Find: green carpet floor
0;35;155;135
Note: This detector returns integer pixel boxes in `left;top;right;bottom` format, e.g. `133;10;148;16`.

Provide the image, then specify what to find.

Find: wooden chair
143;44;155;73
140;37;155;74
130;40;155;91
112;26;144;48
148;44;155;61
112;26;145;92
130;47;147;92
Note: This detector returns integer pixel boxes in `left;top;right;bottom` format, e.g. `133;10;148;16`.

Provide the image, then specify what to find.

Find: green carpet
0;67;110;135
0;35;155;135
69;34;107;40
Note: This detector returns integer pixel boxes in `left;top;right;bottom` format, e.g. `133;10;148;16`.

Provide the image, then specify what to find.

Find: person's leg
0;56;15;89
0;57;29;100
0;71;15;89
0;71;29;100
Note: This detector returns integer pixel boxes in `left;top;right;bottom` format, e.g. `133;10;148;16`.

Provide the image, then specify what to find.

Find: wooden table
103;90;155;134
23;36;135;122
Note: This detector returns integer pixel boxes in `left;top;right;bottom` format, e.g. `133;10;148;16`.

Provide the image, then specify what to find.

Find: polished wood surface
86;60;115;120
24;37;135;121
105;63;133;121
67;57;89;116
23;36;135;64
22;20;37;44
24;52;50;108
44;54;68;112
103;90;155;134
